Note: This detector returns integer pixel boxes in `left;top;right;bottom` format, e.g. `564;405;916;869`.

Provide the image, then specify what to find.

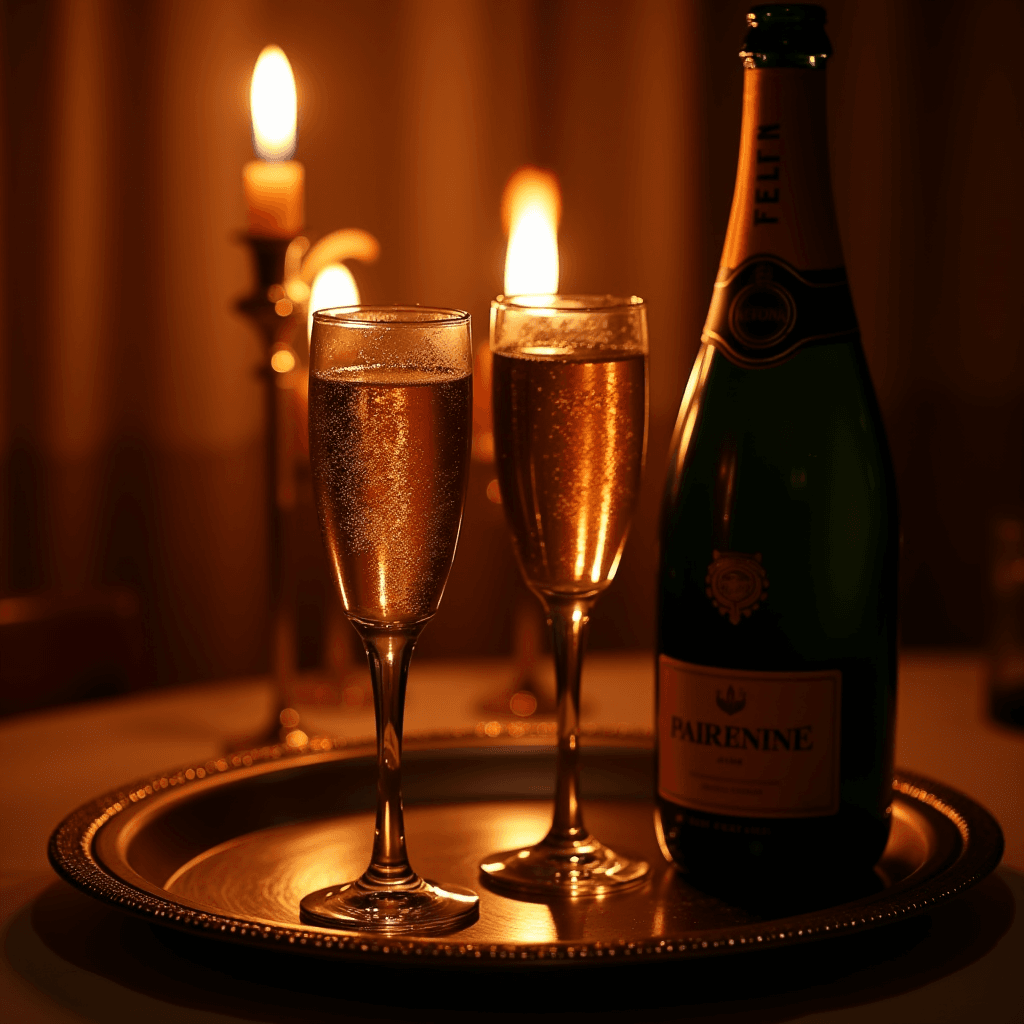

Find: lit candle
502;166;561;296
307;263;359;343
472;166;562;463
243;45;304;238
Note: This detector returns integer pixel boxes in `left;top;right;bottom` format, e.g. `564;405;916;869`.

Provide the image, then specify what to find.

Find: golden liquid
309;366;471;625
493;349;647;598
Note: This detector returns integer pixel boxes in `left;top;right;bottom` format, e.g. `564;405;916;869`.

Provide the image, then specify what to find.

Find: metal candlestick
236;229;380;749
236;234;304;748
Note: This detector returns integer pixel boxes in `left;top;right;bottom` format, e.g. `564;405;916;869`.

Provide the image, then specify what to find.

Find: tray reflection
66;737;995;960
160;795;934;943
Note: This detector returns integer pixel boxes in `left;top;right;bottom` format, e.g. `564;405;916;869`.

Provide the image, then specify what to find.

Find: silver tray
48;729;1004;966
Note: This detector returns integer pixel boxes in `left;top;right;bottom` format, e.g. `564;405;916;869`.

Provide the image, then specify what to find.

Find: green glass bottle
656;4;899;890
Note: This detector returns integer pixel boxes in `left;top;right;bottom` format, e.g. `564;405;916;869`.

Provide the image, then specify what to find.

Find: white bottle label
658;655;841;818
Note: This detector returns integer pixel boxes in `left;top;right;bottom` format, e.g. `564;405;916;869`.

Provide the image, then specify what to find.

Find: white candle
244;45;303;238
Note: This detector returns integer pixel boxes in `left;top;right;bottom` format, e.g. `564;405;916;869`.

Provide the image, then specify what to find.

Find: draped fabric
1;0;1021;684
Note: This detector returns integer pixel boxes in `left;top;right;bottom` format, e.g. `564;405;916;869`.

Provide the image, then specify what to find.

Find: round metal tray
48;729;1004;966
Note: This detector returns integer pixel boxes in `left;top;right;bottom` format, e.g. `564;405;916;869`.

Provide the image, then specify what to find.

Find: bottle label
701;254;857;368
657;655;841;818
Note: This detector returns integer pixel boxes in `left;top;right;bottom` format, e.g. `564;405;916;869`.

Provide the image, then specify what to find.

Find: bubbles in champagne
493;350;647;596
309;366;471;625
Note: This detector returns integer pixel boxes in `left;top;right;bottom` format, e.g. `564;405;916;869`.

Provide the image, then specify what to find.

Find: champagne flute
480;294;650;896
300;305;479;933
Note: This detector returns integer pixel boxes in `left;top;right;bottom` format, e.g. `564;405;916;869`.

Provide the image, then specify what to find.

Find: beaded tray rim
48;729;1005;966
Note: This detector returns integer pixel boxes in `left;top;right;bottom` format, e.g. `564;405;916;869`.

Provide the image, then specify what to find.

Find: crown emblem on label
715;685;747;715
706;550;768;625
754;262;773;284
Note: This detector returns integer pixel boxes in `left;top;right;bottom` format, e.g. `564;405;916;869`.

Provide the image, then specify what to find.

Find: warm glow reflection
503;167;561;296
270;348;296;374
307;264;360;342
250;45;297;160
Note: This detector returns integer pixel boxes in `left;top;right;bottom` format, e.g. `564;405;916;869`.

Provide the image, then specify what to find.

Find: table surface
1;650;1022;1022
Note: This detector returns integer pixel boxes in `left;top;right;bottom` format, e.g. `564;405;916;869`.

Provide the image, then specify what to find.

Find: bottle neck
721;68;843;273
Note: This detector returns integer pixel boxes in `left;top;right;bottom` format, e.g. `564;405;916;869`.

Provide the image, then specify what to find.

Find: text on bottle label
658;656;841;818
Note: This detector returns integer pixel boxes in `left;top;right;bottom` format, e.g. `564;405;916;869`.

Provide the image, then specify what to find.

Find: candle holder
236;229;379;749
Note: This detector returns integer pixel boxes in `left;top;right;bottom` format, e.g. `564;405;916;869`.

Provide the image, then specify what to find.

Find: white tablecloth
2;651;1022;1022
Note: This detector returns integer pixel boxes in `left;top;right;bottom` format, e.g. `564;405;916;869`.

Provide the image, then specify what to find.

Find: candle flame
307;264;360;342
250;45;297;161
503;167;561;296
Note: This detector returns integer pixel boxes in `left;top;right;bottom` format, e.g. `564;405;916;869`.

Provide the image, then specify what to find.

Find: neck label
702;254;857;368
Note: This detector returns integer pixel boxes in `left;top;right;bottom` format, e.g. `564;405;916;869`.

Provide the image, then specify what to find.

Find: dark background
1;0;1022;688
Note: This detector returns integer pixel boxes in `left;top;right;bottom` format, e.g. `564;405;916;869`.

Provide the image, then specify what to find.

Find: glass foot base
479;837;649;898
300;878;479;934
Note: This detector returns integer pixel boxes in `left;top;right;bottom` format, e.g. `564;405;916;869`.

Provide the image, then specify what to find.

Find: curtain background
2;0;1022;686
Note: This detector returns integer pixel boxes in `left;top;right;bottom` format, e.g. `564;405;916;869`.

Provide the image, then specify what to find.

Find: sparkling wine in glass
480;294;651;896
300;306;479;933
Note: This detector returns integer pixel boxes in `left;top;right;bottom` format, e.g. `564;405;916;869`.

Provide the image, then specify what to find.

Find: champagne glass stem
478;589;647;897
543;597;594;847
355;623;420;890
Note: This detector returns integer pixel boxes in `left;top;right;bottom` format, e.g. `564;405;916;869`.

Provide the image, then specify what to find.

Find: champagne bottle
656;4;898;889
